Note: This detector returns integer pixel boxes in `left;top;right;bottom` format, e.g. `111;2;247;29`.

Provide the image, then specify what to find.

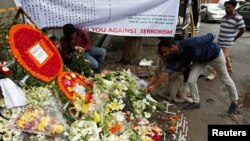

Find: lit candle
182;134;186;141
63;102;69;110
162;100;173;112
175;121;179;133
179;114;183;127
178;131;182;141
185;126;188;137
182;118;186;132
164;111;176;115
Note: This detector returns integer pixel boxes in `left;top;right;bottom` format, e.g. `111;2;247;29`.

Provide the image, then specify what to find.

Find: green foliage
70;50;93;77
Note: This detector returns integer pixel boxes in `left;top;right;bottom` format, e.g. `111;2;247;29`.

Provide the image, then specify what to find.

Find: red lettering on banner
81;27;89;31
108;28;136;33
140;29;172;34
91;27;106;32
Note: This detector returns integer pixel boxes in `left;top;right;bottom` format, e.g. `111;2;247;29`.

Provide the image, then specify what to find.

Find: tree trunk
120;37;143;65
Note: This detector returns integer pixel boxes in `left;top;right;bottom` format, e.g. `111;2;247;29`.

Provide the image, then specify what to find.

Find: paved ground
101;23;250;141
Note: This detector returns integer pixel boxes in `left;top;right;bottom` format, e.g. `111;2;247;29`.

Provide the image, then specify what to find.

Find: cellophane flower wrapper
11;105;67;137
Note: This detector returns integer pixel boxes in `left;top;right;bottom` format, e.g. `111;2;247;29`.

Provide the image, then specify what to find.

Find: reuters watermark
208;125;249;140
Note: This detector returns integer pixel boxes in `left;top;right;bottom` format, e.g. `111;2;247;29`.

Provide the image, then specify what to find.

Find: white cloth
139;59;153;66
0;78;27;109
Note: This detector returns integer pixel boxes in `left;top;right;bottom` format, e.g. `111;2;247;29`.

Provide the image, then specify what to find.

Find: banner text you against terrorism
88;27;173;35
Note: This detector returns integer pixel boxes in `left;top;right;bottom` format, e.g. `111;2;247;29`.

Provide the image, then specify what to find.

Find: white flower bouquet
69;119;101;141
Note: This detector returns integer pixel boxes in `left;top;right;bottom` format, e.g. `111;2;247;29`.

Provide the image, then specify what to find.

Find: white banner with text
15;0;179;37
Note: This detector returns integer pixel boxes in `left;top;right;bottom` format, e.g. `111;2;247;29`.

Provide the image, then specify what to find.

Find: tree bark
120;37;143;65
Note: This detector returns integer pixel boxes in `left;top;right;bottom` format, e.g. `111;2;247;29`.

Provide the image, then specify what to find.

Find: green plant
70;50;93;77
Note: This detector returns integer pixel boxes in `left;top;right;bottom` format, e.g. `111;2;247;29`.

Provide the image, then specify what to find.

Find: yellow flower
37;117;49;132
37;123;45;132
67;87;73;92
110;99;120;111
93;111;101;123
41;116;49;125
143;137;153;141
104;105;110;115
81;103;89;113
53;124;64;134
65;75;72;80
17;119;25;128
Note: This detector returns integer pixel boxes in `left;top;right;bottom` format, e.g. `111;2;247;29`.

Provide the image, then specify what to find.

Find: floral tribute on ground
68;70;167;141
0;22;185;141
8;24;63;82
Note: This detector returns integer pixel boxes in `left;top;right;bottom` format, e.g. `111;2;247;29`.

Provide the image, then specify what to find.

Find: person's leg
88;47;107;63
168;72;184;102
222;47;232;72
84;52;99;71
209;51;239;114
183;63;205;110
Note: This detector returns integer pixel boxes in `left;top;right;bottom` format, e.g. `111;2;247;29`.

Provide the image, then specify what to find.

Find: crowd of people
44;0;245;116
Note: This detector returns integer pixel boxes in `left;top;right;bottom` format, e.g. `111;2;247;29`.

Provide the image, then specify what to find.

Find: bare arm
80;29;92;50
144;74;158;93
234;27;246;41
146;71;169;94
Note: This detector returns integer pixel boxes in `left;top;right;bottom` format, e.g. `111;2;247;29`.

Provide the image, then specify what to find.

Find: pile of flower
0;23;174;141
0;116;22;141
0;99;23;141
68;70;165;141
22;86;51;105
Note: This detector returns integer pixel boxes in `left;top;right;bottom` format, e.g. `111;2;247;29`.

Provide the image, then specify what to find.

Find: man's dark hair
49;36;57;41
63;23;76;37
157;37;176;55
41;28;48;34
224;0;237;8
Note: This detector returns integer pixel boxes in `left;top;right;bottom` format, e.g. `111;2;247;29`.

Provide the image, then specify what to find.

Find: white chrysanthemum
111;111;125;122
113;89;120;96
103;79;113;86
135;109;141;114
71;134;81;141
144;112;151;118
152;105;156;110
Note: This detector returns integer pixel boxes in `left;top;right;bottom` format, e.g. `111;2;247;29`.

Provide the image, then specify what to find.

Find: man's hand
144;85;155;94
75;46;85;52
148;86;156;94
84;59;91;64
144;87;149;94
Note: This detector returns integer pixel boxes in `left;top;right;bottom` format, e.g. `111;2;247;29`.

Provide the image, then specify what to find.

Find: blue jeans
84;47;106;70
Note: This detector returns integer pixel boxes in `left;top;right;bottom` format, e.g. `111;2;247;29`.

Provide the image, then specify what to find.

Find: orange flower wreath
57;71;94;101
8;24;63;82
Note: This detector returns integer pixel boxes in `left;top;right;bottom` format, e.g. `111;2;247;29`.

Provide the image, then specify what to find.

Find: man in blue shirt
146;33;239;114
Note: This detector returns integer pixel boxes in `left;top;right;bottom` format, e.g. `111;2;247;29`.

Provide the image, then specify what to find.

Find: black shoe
198;74;206;79
227;102;240;114
93;68;101;73
183;102;200;110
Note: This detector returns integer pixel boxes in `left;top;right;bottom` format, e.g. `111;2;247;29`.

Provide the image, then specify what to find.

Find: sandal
227;67;233;73
226;62;233;73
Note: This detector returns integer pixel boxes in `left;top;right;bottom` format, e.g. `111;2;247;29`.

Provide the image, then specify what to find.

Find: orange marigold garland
8;24;63;82
57;71;94;101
